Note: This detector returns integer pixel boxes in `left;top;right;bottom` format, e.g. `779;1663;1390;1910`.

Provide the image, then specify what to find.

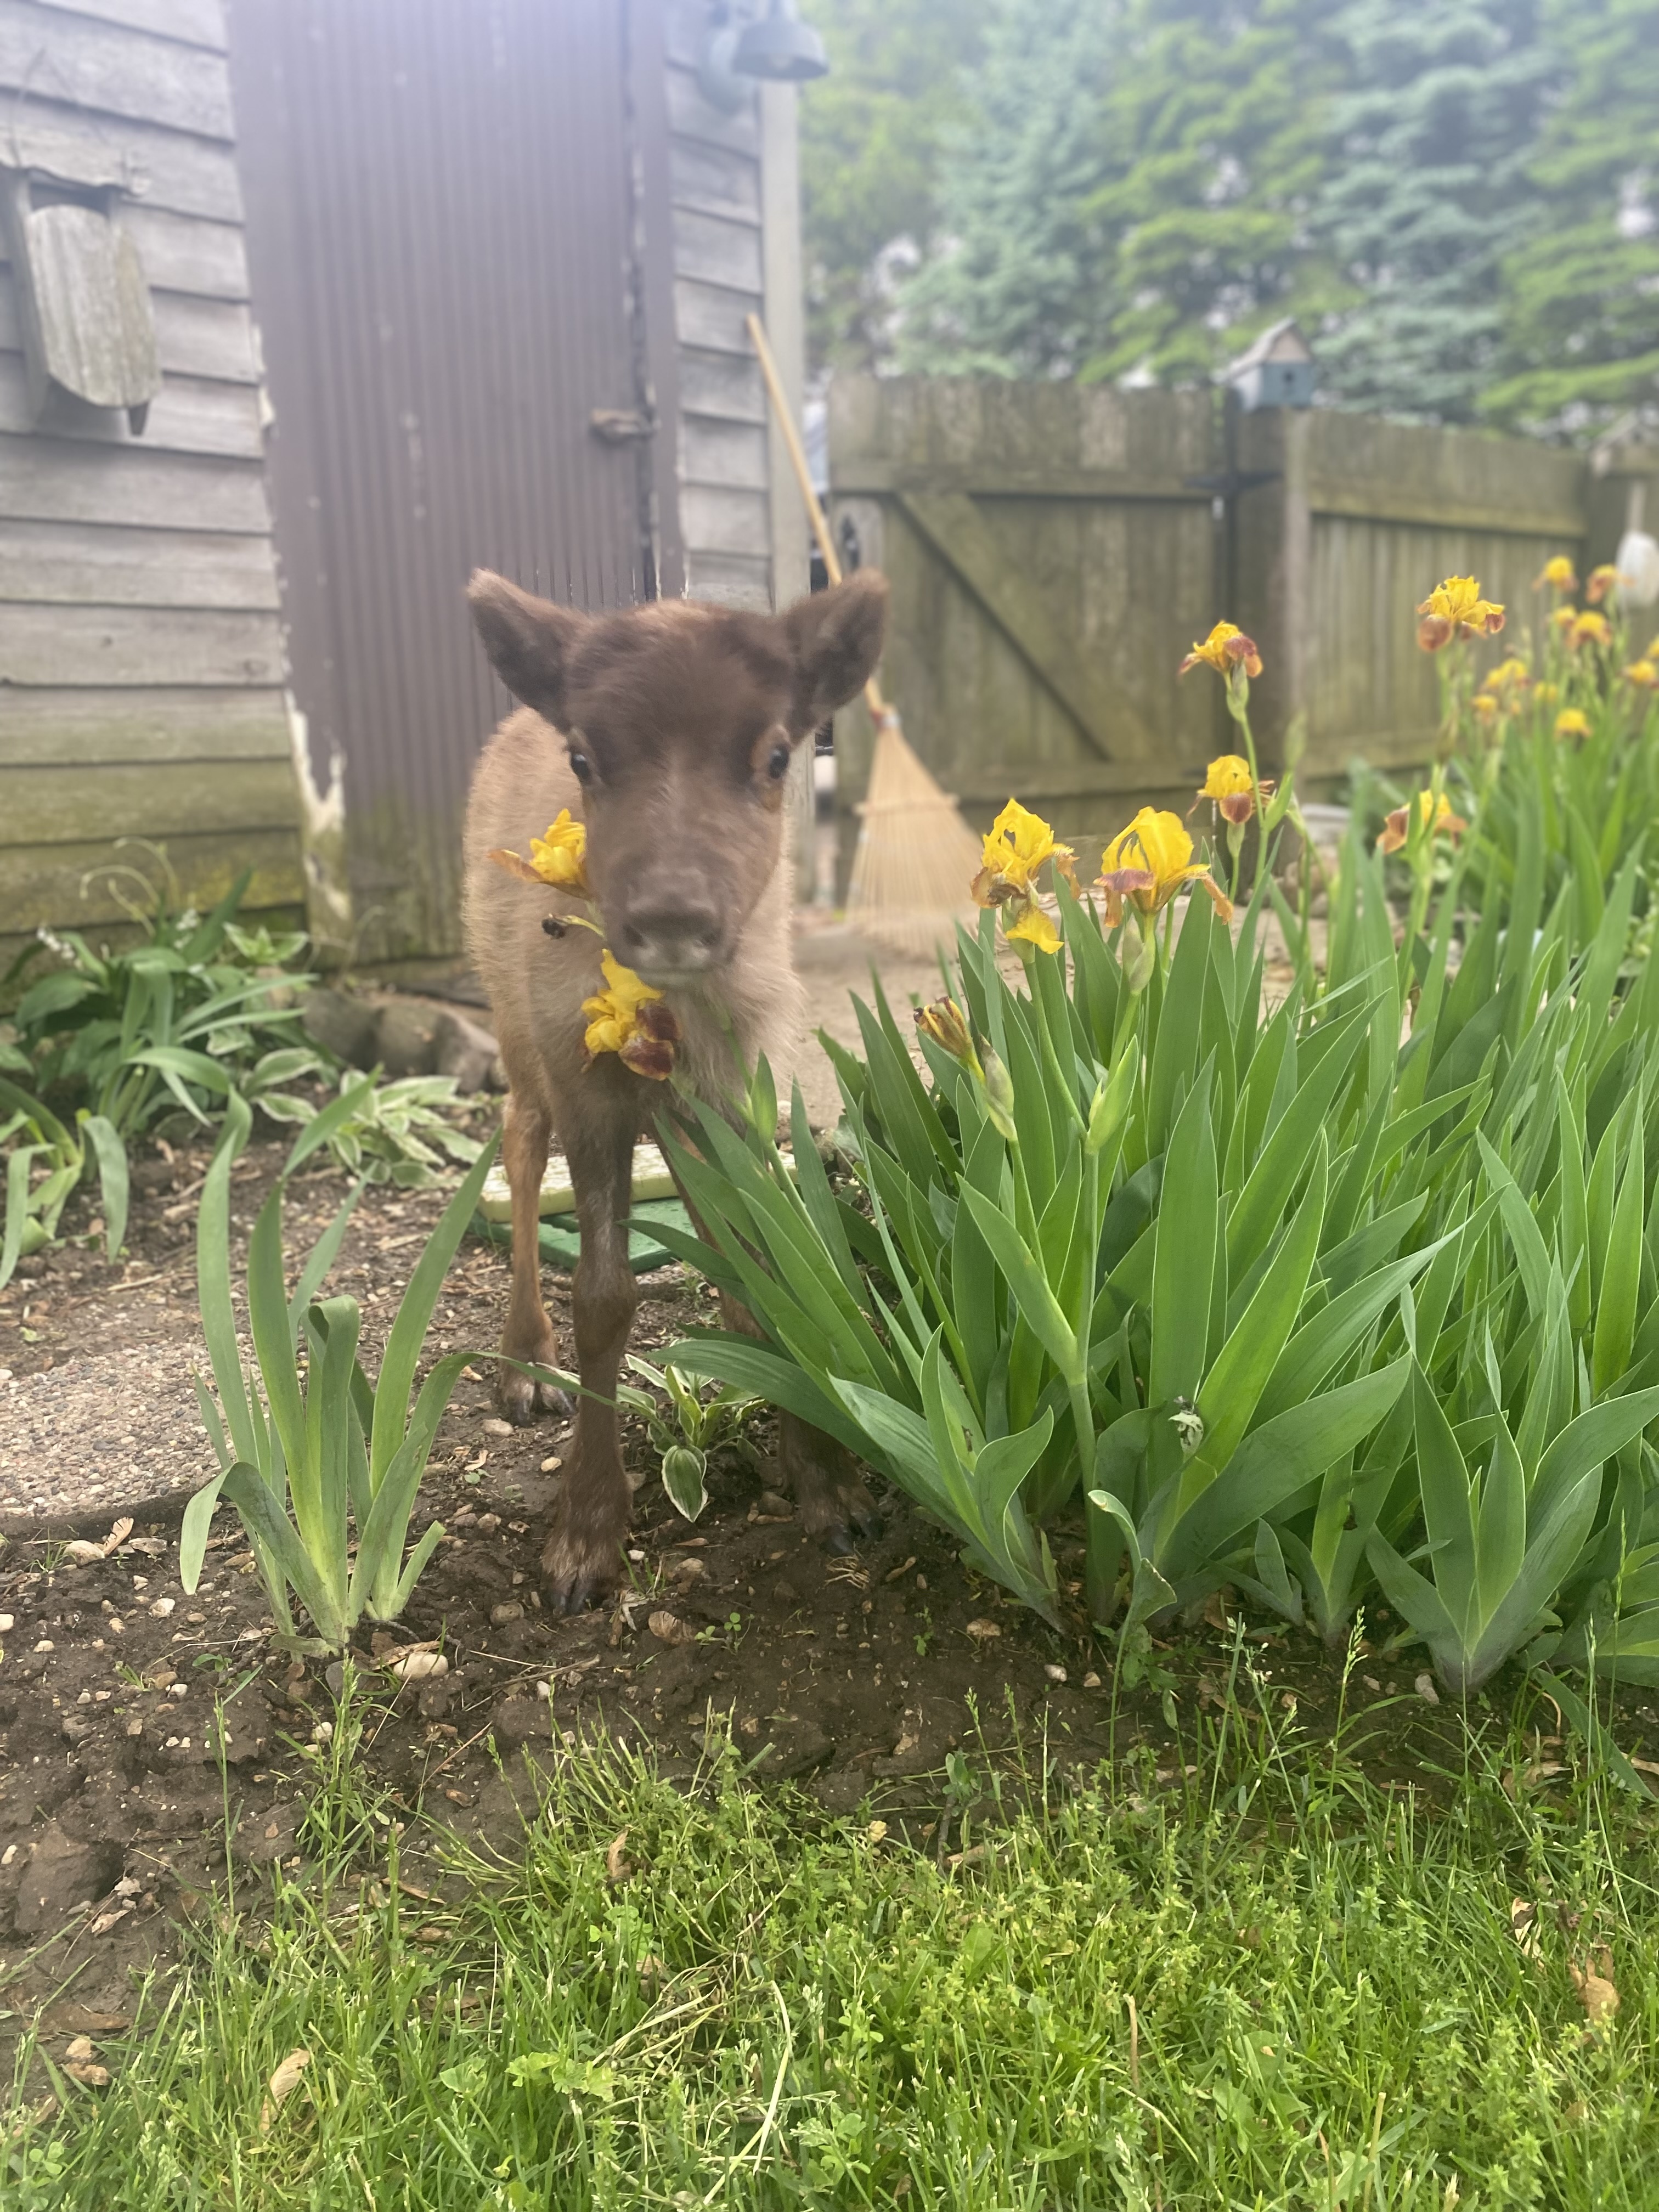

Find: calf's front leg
716;1291;880;1551
496;1088;569;1425
539;1109;639;1612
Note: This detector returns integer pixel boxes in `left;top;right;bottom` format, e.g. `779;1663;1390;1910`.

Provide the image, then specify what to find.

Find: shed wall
0;0;300;976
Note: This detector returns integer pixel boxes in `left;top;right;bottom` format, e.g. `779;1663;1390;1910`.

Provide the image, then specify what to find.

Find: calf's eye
568;748;593;785
766;742;791;782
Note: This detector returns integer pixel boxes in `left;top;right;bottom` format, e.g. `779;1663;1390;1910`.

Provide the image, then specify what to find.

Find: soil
3;914;1655;2093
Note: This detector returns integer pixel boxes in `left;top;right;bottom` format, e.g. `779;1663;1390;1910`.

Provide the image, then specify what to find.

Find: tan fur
461;573;888;1610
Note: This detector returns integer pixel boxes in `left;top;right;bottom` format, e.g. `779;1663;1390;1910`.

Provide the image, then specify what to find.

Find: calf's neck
462;569;888;1610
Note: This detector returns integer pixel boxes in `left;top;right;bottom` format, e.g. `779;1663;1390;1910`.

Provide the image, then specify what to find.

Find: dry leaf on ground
606;1830;633;1884
259;2048;312;2131
1509;1898;1541;1961
1567;1950;1620;2027
965;1618;1001;1643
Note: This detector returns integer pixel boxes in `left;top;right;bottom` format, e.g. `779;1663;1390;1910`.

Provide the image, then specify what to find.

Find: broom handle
746;312;890;723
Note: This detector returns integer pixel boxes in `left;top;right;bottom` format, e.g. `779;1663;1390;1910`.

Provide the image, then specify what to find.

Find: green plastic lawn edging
468;1199;693;1275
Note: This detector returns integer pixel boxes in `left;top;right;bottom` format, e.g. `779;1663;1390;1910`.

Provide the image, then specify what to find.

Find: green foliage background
799;0;1659;431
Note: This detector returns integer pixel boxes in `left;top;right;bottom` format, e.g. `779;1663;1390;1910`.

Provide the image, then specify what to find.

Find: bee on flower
1416;576;1505;652
971;799;1079;956
1624;659;1658;691
1189;754;1274;826
1378;790;1467;855
1554;708;1592;743
1569;610;1612;651
1585;565;1624;606
581;950;680;1080
1534;555;1579;595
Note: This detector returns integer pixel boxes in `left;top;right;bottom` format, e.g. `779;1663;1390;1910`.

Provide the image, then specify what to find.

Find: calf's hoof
792;1463;882;1554
495;1348;572;1426
539;1510;627;1616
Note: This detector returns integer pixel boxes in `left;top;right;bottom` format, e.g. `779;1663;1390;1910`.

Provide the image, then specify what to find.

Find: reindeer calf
462;570;888;1611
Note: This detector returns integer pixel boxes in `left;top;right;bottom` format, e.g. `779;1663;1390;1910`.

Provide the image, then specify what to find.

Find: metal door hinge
589;407;656;444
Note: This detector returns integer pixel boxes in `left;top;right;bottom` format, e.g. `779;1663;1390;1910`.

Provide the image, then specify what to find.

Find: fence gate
827;376;1229;866
230;0;678;962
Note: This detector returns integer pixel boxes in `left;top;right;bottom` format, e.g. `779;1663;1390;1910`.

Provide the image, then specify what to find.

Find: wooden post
758;81;817;902
1232;402;1311;777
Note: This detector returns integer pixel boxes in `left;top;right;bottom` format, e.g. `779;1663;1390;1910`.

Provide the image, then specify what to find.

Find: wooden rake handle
746;311;891;725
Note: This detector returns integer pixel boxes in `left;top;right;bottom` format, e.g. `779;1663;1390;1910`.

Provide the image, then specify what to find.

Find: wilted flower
1378;791;1466;855
1179;621;1262;681
1190;753;1274;825
1417;575;1505;651
1097;808;1232;924
972;798;1075;954
1625;659;1658;690
582;951;679;1079
1534;555;1579;594
1585;565;1623;606
1554;708;1592;742
915;996;976;1065
1570;611;1611;650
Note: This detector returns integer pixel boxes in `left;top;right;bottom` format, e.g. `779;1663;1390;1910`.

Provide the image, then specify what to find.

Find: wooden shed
0;0;810;975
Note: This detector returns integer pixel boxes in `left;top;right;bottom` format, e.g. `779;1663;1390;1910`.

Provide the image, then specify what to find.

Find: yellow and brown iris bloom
1554;708;1592;742
1097;808;1232;925
1179;622;1262;681
1416;575;1505;651
1585;565;1623;606
1569;610;1612;651
582;950;680;1080
972;798;1076;956
1534;681;1561;707
487;808;591;898
1550;605;1578;633
1480;656;1531;698
1190;753;1274;825
1534;555;1579;594
1625;659;1658;691
1378;791;1467;855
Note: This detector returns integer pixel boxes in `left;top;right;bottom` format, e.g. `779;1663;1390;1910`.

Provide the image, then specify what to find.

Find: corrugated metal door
229;0;676;961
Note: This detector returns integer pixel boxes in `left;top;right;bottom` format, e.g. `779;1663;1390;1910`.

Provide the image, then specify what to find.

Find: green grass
10;1664;1659;2209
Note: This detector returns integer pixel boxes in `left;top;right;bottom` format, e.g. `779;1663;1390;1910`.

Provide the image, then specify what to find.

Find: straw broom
747;314;982;957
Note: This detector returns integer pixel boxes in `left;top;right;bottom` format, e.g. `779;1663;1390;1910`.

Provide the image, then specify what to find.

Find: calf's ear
781;569;888;736
467;571;586;726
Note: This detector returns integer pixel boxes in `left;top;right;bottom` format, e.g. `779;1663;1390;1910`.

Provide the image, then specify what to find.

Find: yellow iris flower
1570;611;1611;650
1097;808;1232;924
1378;791;1466;855
1534;555;1578;594
1479;657;1530;696
1191;752;1273;824
531;809;590;893
1554;709;1592;742
1416;575;1505;651
1550;606;1578;631
1626;659;1658;690
1178;621;1263;681
972;798;1076;955
1585;565;1623;606
582;951;680;1080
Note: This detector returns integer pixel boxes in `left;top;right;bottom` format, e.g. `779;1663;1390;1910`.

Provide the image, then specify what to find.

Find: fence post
1232;404;1310;777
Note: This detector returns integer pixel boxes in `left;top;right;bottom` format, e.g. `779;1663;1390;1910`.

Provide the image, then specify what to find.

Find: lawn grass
9;1651;1658;2210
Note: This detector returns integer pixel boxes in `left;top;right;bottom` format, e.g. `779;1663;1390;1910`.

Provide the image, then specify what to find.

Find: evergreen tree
894;0;1119;377
798;0;994;373
1483;0;1659;428
1313;1;1552;422
1079;0;1348;387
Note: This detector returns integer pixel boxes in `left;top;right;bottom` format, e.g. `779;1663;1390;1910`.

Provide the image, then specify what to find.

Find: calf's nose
616;893;724;977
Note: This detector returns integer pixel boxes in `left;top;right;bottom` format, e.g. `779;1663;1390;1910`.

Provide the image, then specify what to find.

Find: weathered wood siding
0;0;300;976
663;0;774;609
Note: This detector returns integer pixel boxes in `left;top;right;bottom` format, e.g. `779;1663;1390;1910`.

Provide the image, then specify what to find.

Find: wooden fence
827;376;1659;867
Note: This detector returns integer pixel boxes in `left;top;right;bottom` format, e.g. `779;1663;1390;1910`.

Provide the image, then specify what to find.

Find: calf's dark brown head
467;570;887;985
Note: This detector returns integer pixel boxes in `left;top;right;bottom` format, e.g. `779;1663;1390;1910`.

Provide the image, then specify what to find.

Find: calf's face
467;571;887;985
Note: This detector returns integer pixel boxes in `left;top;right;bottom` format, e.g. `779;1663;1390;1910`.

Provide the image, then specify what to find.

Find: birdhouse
1223;319;1316;414
0;170;160;433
